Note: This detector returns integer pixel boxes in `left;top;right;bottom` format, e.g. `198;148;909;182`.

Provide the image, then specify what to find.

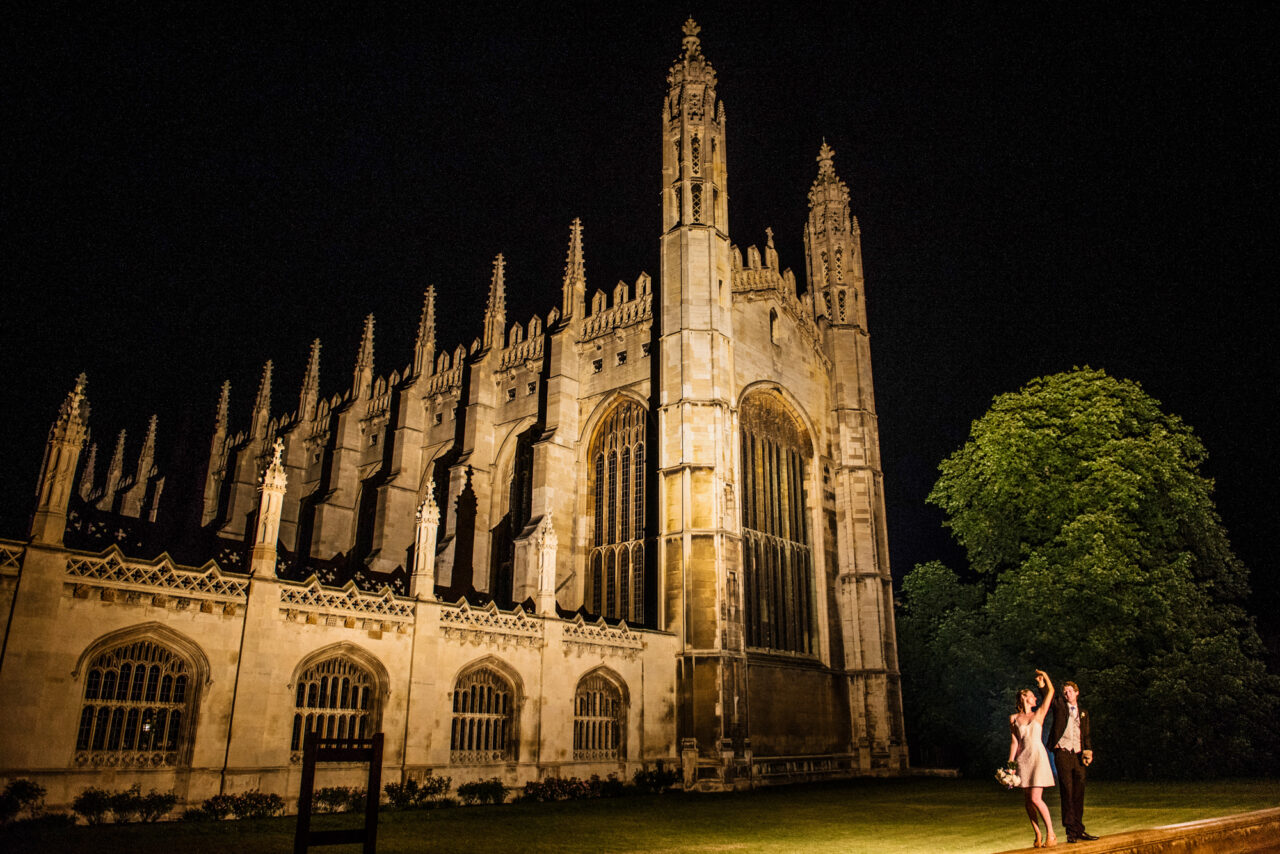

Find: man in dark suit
1049;679;1097;843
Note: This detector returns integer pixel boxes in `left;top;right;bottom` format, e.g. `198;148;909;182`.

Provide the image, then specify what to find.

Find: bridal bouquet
995;761;1020;789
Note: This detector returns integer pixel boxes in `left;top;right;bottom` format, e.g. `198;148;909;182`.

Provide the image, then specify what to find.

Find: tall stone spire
354;314;375;399
662;17;727;234
299;339;321;421
561;219;586;321
804;141;864;327
100;429;126;511
250;361;273;440
202;380;232;526
137;415;157;481
79;441;98;501
414;288;436;378
215;380;231;435
482;254;507;350
120;415;157;517
31;374;90;544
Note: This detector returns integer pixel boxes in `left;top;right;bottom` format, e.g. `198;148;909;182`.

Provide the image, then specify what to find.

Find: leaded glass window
75;639;192;767
450;667;516;763
291;656;377;752
739;392;816;654
573;673;624;760
588;401;647;623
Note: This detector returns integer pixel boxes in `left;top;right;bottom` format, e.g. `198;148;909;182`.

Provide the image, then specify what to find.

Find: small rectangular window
616;351;627;366
506;387;516;401
527;381;536;395
433;412;443;425
641;342;651;356
592;358;603;373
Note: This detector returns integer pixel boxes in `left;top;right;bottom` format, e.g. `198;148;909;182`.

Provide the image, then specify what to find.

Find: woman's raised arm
1033;669;1054;725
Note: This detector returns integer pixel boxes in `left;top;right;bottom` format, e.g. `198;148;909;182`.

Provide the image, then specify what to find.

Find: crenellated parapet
731;230;826;359
581;274;653;341
498;317;546;371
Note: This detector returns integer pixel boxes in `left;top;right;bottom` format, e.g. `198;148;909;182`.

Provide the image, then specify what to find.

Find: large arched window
573;670;625;761
75;638;195;767
739;391;816;654
450;665;517;764
588;400;646;623
291;655;378;752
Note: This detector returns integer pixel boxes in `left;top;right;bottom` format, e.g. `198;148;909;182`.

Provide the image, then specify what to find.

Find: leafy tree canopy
900;368;1277;778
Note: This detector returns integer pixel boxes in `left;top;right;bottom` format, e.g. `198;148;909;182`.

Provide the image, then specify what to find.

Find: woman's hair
1015;688;1036;713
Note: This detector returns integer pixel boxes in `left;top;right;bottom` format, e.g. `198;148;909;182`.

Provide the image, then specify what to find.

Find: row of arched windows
74;638;628;767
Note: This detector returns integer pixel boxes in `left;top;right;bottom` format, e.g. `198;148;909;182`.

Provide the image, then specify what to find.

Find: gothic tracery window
588;401;646;623
75;639;193;767
573;672;624;760
450;666;516;763
739;392;816;654
291;656;377;751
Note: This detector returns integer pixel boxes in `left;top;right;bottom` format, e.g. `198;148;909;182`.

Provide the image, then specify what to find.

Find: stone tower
805;141;906;765
657;18;748;773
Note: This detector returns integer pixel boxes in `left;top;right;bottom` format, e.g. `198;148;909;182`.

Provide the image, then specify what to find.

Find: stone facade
0;19;906;807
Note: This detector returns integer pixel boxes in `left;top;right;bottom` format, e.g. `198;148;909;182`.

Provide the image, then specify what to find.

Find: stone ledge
996;807;1280;853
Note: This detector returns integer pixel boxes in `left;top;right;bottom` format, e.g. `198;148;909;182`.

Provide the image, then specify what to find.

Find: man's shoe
1078;833;1098;841
1066;838;1078;844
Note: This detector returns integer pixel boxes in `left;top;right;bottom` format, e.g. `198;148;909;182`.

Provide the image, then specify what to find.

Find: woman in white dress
1009;669;1056;847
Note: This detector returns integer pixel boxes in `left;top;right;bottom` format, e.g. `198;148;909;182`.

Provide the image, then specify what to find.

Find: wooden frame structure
294;731;383;854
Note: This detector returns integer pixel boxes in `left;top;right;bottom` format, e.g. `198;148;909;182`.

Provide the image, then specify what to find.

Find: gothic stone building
0;21;906;808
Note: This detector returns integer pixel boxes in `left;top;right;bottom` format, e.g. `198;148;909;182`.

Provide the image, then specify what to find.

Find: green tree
900;368;1277;777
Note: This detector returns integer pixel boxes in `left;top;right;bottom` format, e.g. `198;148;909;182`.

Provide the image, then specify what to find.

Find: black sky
3;4;1276;633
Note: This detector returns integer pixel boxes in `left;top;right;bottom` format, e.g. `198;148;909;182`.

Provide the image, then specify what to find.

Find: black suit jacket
1048;689;1092;752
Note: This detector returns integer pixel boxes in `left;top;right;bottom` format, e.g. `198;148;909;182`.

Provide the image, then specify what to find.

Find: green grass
4;777;1279;854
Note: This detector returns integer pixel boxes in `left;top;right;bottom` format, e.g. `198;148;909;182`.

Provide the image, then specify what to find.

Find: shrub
109;785;144;823
71;787;113;825
139;790;178;822
456;778;506;805
314;786;354;814
633;765;679;794
181;806;213;821
1;779;47;825
229;790;285;819
200;794;237;820
383;780;416;809
384;774;452;809
521;774;628;802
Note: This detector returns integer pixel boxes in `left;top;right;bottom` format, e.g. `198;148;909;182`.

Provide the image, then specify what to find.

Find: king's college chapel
0;20;907;806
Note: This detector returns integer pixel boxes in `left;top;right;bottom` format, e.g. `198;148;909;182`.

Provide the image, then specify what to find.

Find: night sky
4;5;1276;639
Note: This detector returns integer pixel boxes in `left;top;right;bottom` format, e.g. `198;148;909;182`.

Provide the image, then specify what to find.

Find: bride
1009;669;1056;847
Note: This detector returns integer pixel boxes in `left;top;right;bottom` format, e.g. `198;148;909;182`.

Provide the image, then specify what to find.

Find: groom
1049;678;1097;843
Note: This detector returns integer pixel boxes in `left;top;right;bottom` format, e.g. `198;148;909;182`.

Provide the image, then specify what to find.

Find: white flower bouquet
995;761;1020;788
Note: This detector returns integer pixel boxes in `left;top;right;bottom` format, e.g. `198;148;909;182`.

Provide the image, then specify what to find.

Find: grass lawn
4;777;1279;853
